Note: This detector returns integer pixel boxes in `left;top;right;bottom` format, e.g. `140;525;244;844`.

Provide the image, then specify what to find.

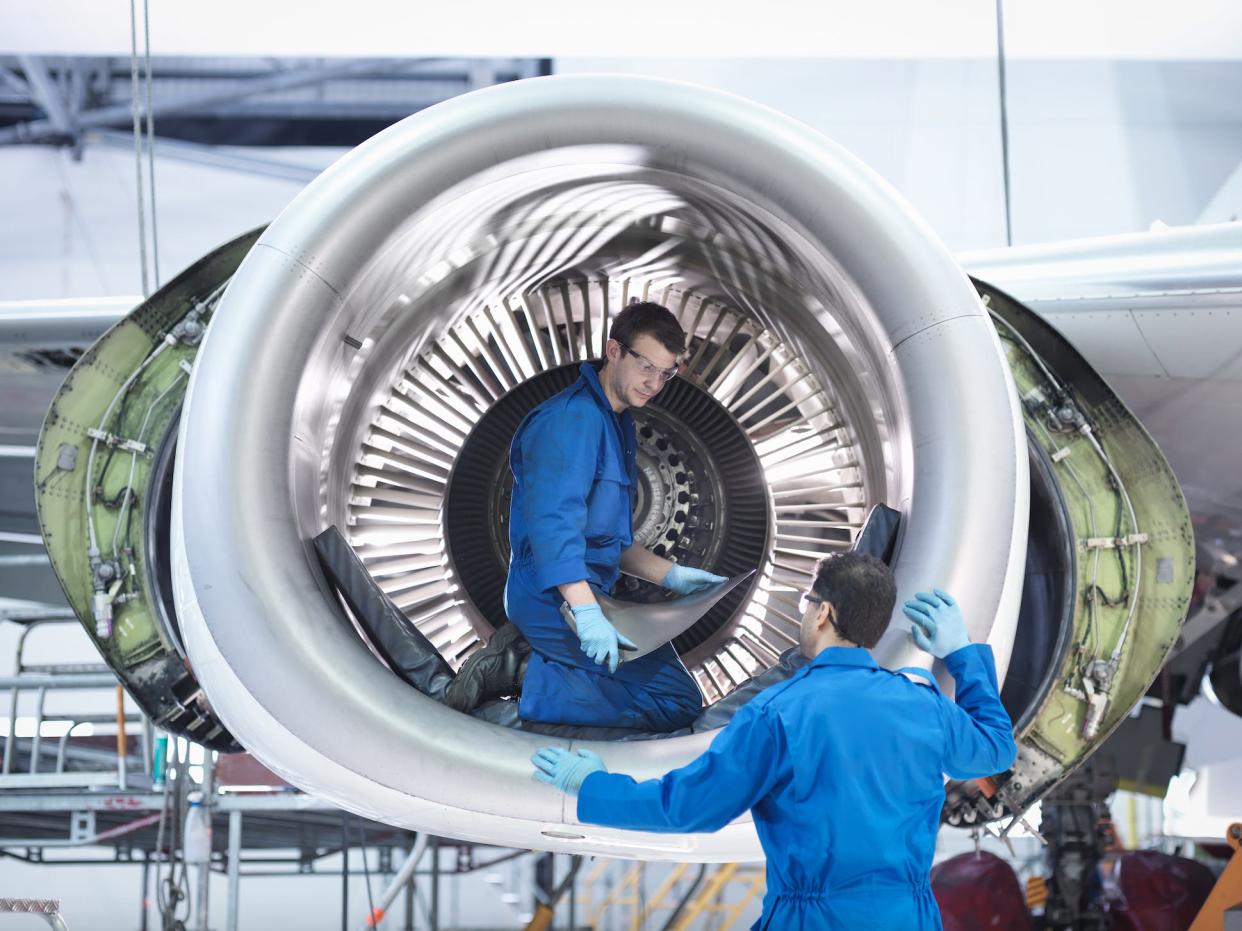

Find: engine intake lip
172;74;1027;859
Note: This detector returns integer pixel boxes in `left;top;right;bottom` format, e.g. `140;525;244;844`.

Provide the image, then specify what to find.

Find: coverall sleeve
576;701;787;833
518;405;603;591
939;644;1019;780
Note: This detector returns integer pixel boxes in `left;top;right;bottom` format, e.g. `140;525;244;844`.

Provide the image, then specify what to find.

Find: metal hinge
1082;533;1148;550
85;428;148;455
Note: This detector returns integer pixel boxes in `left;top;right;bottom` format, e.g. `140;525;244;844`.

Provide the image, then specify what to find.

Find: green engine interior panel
37;322;186;665
33;228;261;745
980;281;1194;810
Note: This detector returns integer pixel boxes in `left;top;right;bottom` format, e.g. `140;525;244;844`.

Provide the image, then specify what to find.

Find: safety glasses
798;590;825;615
616;340;680;382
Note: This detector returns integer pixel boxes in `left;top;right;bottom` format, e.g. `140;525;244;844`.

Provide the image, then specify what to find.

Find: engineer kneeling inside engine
445;301;724;731
531;552;1018;930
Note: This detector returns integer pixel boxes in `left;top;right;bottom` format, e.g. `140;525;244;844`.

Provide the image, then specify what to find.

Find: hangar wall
555;57;1242;247
2;59;1240;301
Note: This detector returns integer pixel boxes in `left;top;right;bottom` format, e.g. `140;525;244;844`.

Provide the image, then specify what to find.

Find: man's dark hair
609;301;686;357
810;552;897;648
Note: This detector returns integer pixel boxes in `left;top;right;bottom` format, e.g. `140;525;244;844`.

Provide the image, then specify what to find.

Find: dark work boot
444;624;532;714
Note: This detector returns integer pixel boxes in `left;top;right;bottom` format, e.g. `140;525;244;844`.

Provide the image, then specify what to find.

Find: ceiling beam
92;129;322;183
0;65;29;96
0;56;414;145
15;56;76;137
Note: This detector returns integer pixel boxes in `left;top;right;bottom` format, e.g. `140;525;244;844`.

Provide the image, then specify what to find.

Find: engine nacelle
35;75;1192;859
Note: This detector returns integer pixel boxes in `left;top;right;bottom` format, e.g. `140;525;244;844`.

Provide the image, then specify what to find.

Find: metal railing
1;616;147;791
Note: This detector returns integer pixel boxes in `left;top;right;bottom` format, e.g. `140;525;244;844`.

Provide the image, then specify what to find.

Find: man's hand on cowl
531;747;607;795
903;589;971;658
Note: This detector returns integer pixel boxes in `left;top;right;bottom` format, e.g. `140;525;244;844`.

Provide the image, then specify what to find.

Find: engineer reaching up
531;552;1018;930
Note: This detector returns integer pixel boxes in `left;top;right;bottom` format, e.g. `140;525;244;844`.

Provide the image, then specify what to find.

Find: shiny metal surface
356;274;817;682
558;571;758;663
170;74;1027;859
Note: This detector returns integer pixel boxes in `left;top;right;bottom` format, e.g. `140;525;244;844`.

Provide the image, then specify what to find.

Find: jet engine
34;75;1193;859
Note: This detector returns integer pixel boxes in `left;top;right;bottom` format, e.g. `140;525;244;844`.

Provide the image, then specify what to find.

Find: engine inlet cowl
169;75;1028;859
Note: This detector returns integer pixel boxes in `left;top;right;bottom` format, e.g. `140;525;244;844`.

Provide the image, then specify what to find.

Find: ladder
582;860;765;930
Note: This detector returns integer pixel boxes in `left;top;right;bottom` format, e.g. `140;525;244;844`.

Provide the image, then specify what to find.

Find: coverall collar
578;361;615;412
808;645;878;669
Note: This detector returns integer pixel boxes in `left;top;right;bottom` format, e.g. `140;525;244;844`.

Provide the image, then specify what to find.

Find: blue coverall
577;644;1018;930
505;362;703;731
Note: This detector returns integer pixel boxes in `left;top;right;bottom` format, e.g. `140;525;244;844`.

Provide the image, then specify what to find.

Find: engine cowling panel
34;75;1193;859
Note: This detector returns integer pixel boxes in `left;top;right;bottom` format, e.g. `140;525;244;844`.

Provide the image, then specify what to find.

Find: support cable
357;820;377;928
996;0;1014;247
142;0;161;289
127;0;150;298
340;813;349;931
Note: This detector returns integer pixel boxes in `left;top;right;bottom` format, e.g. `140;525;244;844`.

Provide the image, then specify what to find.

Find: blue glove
571;604;637;674
662;563;728;595
531;747;607;795
903;589;971;658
